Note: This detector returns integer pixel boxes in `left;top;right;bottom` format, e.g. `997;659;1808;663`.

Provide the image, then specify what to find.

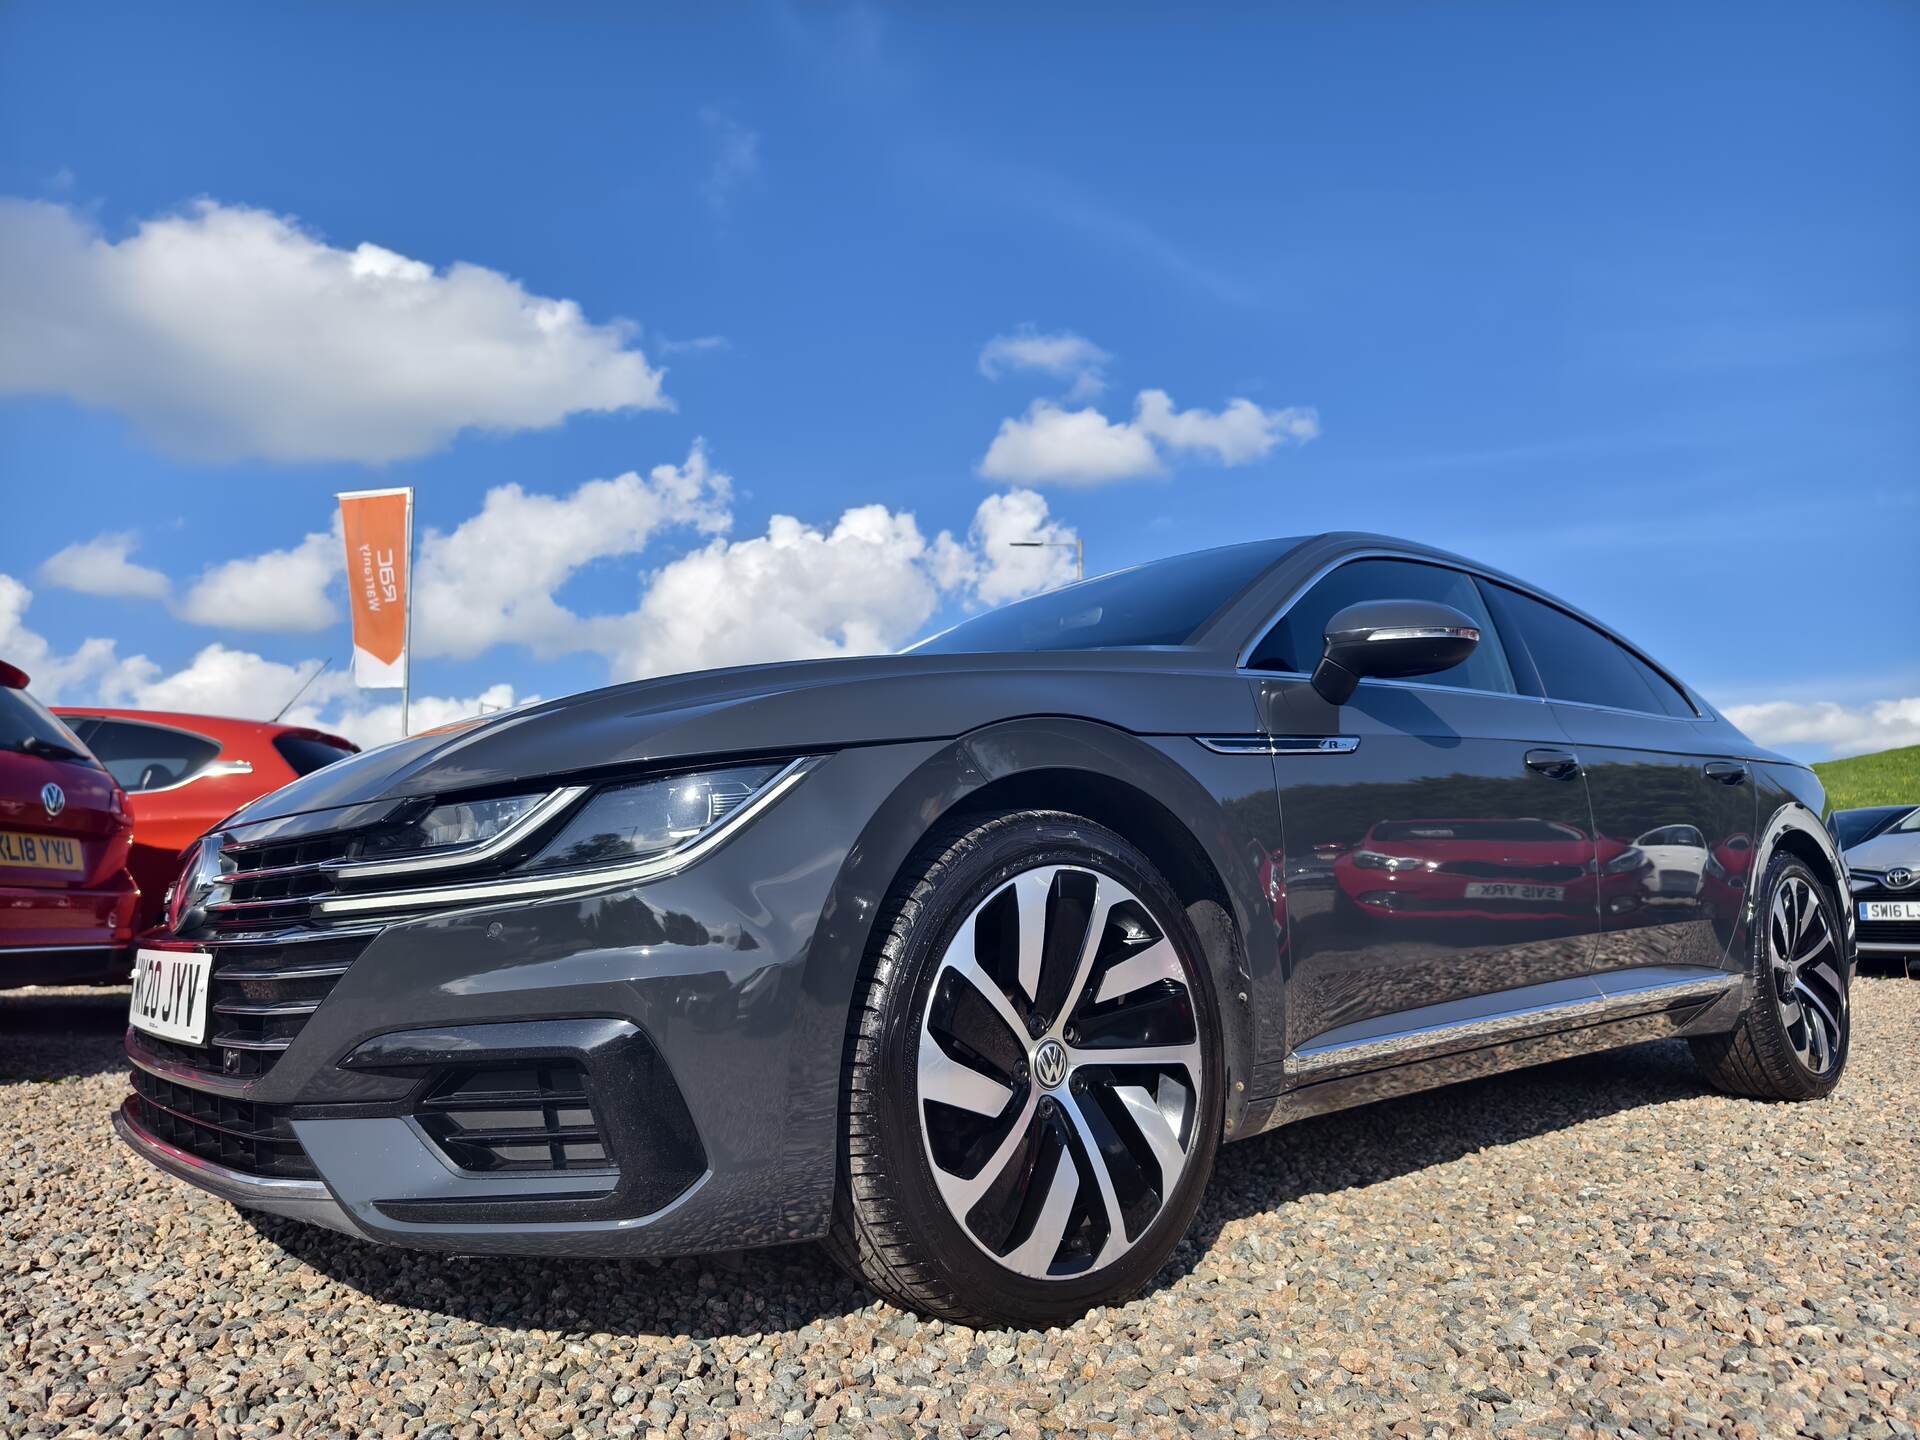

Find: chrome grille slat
215;961;353;981
212;998;322;1017
207;1032;295;1053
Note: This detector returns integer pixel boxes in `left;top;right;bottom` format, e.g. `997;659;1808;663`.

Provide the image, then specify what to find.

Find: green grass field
1812;744;1920;811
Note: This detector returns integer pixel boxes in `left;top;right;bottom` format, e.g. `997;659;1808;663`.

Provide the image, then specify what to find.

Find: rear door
1244;557;1604;1068
1483;582;1755;974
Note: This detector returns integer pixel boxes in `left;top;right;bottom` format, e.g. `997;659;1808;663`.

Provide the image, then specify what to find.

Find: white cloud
700;109;761;215
979;399;1165;486
978;328;1111;400
414;441;732;661
1133;388;1320;465
0;197;671;464
178;523;342;633
1723;697;1920;761
0;574;143;703
606;489;1080;681
938;489;1080;605
39;533;171;601
978;389;1318;487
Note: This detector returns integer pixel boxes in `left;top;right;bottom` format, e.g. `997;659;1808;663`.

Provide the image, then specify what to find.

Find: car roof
53;707;356;751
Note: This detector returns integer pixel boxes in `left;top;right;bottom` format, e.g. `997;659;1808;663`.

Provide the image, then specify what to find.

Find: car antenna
273;658;333;722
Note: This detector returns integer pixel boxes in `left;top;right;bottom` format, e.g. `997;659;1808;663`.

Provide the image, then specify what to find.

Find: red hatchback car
52;708;357;936
1;663;140;985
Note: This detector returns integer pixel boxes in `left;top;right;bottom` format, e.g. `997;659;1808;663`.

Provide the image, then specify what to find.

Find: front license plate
0;828;84;873
129;948;212;1046
1861;900;1920;923
1464;882;1565;901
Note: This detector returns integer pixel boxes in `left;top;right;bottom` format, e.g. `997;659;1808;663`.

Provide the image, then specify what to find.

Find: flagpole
400;488;414;737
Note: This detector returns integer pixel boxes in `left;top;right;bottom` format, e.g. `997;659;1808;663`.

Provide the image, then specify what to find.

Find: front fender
797;717;1282;1147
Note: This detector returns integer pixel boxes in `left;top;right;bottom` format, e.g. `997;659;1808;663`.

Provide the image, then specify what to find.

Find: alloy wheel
915;864;1204;1281
1768;873;1845;1076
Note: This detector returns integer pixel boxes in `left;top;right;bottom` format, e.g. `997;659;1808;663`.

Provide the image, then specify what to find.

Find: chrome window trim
326;785;590;881
76;715;230;793
1235;547;1701;718
313;756;820;919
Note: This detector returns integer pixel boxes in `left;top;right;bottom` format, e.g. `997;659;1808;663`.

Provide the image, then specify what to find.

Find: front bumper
114;742;938;1256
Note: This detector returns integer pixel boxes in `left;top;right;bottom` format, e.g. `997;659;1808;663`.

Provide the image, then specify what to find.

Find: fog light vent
416;1063;612;1173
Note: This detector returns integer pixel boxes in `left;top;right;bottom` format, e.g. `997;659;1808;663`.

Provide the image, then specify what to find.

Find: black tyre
1690;852;1849;1100
826;809;1224;1327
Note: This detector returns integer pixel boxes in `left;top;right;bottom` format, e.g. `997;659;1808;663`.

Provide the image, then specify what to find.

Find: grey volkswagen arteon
118;533;1853;1326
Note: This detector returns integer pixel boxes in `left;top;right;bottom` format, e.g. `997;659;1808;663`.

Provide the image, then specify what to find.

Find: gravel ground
5;980;1916;1440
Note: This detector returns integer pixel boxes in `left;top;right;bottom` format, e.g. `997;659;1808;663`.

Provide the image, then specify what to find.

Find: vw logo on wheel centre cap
1032;1038;1069;1089
40;782;65;817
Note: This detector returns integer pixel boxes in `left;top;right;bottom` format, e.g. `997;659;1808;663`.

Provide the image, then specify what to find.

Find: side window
86;720;221;792
1492;586;1693;716
1247;558;1516;695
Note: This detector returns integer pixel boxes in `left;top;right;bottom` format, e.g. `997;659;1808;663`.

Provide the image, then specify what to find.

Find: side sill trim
1283;972;1736;1082
1197;735;1359;756
114;1098;330;1201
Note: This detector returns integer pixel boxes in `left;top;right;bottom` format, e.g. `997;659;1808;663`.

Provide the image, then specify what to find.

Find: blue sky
1;3;1915;757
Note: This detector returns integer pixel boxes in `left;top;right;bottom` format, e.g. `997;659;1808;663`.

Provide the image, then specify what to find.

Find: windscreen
0;686;94;764
913;539;1300;655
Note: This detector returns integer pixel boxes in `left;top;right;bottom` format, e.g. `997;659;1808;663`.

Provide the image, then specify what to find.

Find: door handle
1524;748;1582;780
1704;760;1749;786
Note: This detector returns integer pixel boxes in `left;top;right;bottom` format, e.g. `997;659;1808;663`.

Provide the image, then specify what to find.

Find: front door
1244;557;1603;1071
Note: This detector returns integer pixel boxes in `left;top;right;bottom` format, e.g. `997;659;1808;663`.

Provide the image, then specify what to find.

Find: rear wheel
827;810;1223;1327
1690;853;1849;1100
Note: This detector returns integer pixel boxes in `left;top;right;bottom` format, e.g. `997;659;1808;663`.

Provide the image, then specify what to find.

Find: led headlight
527;763;785;873
358;794;547;860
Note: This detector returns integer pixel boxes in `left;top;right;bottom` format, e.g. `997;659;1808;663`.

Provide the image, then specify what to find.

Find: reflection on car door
1484;583;1756;974
1243;558;1603;1080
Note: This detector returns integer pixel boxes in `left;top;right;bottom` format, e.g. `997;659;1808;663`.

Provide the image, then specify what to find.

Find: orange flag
337;488;412;690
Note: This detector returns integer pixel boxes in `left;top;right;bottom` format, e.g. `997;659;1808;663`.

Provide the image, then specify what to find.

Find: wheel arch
1751;790;1855;969
804;717;1273;1144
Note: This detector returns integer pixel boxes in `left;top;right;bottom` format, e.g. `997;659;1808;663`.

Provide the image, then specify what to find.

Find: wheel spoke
931;1088;1040;1213
918;1029;1016;1117
1094;937;1182;1005
1072;1040;1203;1078
944;916;1031;1056
1010;869;1052;1007
1795;982;1841;1060
1057;1091;1128;1268
1048;876;1116;1032
999;1142;1081;1276
1113;1083;1186;1193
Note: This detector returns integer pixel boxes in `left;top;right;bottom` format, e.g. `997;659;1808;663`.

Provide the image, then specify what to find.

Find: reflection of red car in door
1334;817;1648;922
1;664;140;985
52;708;357;934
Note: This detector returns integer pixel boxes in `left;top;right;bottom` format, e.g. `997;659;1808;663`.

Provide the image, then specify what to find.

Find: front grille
127;1069;315;1178
1859;919;1920;947
1436;861;1585;883
416;1064;613;1173
211;832;361;933
136;931;374;1081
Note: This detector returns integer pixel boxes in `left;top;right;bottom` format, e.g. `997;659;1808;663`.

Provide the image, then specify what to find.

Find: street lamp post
1008;538;1084;583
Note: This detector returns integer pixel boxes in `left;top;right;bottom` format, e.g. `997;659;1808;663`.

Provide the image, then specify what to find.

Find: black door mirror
1310;599;1482;705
